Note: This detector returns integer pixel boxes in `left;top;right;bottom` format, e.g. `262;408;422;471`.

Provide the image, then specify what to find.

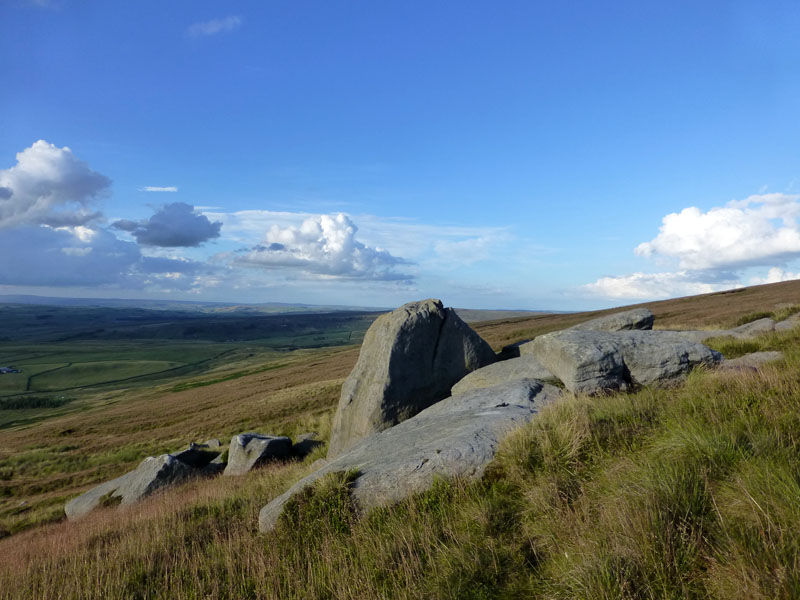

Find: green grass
734;304;800;327
2;328;800;598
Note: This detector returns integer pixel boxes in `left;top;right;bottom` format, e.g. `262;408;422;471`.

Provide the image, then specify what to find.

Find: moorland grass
1;328;799;598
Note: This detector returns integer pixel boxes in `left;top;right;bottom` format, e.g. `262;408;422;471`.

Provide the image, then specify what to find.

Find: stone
327;299;496;458
668;317;777;343
718;351;784;371
223;433;292;476
568;308;655;332
65;454;195;520
618;331;722;387
172;442;222;468
451;355;559;395
775;313;800;332
529;330;627;394
292;432;324;458
729;318;775;338
530;330;721;395
259;379;561;531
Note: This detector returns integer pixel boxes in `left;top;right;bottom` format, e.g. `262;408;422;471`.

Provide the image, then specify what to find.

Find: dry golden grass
474;278;800;348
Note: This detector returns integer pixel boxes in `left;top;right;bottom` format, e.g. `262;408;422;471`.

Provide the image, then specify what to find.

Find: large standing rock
259;379;561;531
531;330;721;395
327;299;496;458
223;433;292;476
451;355;559;395
65;454;195;520
568;308;655;332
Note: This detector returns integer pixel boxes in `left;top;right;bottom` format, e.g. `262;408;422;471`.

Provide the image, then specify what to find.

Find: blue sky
1;0;799;309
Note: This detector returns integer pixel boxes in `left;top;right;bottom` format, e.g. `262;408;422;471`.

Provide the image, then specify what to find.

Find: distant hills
0;295;556;322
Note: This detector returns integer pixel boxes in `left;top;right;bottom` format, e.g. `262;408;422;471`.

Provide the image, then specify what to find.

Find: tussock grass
1;328;799;598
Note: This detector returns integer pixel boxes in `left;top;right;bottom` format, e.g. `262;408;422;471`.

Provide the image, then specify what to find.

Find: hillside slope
2;281;800;598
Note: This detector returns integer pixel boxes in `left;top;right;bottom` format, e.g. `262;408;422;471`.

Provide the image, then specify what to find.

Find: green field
0;303;379;432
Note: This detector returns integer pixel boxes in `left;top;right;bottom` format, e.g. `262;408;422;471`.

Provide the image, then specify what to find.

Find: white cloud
585;193;800;301
209;209;515;265
583;271;742;300
635;193;800;270
749;267;800;285
187;15;242;37
234;213;412;281
0;140;109;229
113;202;222;247
140;186;178;192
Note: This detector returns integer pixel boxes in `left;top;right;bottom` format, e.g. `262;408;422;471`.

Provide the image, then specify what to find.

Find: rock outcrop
327;299;496;458
66;454;195;520
451;355;558;395
515;308;655;357
259;379;560;531
65;440;223;520
530;330;722;395
223;433;292;476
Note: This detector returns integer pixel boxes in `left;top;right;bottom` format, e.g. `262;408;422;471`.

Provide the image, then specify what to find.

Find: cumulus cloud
585;193;800;300
0;140;109;229
235;213;412;281
635;193;800;270
113;202;222;247
749;267;800;286
187;15;242;37
584;271;741;300
139;186;178;192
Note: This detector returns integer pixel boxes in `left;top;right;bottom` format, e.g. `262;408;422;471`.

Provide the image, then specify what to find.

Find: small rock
223;433;292;476
65;454;195;520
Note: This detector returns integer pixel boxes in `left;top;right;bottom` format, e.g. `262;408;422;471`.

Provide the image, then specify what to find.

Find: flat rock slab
668;317;778;343
328;299;496;458
259;379;561;531
530;330;721;395
451;355;559;395
224;433;292;476
775;313;800;331
719;351;784;371
65;454;195;520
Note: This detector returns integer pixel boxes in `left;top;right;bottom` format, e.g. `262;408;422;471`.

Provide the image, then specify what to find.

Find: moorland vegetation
3;280;800;598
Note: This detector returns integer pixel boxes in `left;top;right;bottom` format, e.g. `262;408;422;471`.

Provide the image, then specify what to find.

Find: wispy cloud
139;186;178;193
187;15;242;37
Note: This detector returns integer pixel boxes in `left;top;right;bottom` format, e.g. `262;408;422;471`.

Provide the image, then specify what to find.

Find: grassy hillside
2;281;800;598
